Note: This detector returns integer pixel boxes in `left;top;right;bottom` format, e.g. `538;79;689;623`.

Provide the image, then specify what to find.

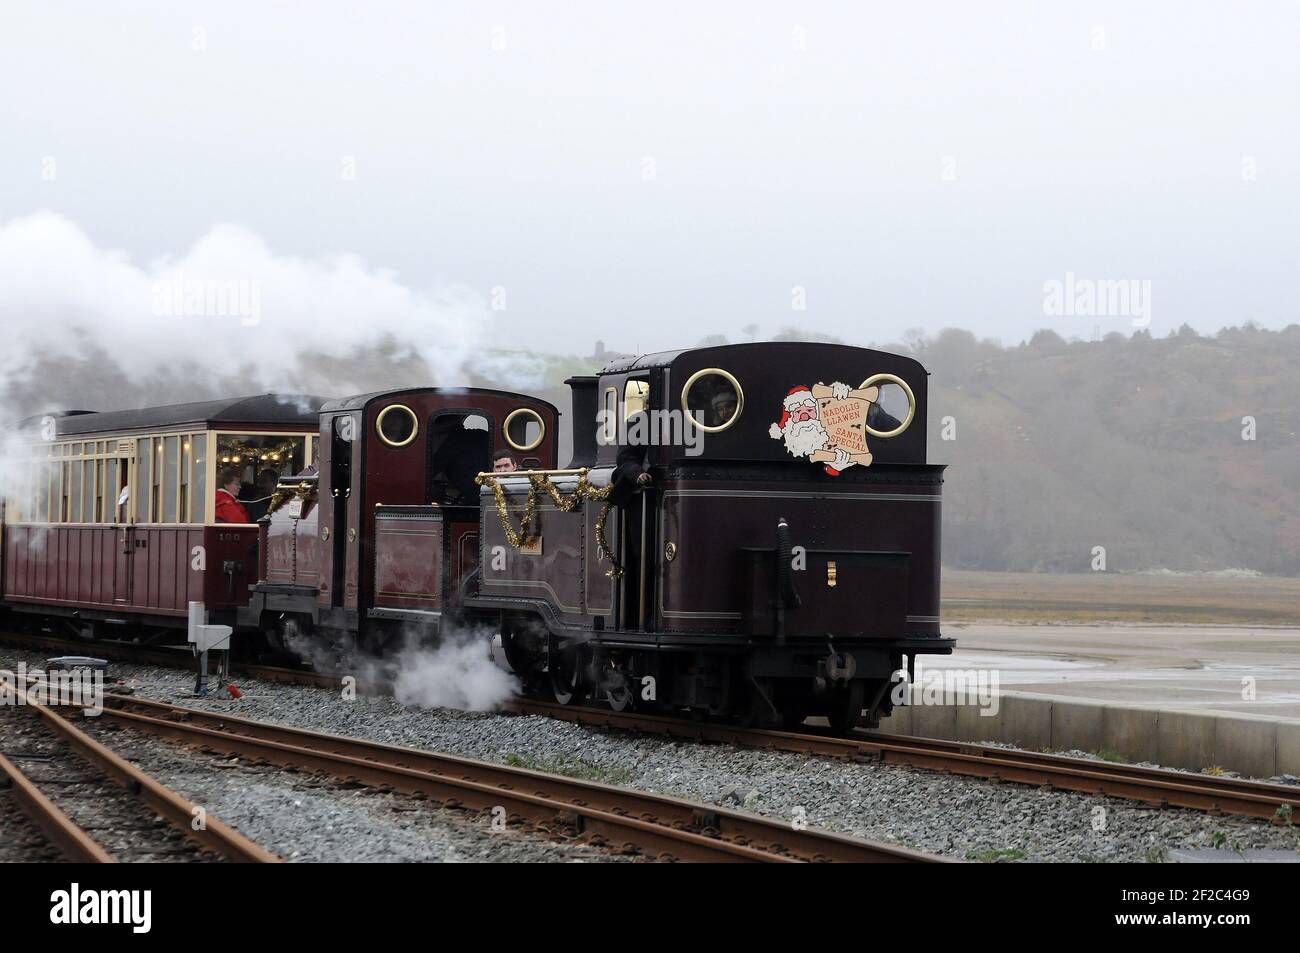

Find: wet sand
931;623;1300;719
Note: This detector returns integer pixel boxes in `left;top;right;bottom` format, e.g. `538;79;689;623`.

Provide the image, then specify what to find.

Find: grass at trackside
942;570;1300;626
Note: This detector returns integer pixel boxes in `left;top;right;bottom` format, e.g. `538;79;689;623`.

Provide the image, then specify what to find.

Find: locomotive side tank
470;342;953;729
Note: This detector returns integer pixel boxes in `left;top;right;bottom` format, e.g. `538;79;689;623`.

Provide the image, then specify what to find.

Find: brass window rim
503;407;546;452
859;373;916;438
375;404;419;448
680;367;744;434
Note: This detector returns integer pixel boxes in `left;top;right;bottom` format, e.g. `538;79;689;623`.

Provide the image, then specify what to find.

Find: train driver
215;466;251;524
492;450;517;473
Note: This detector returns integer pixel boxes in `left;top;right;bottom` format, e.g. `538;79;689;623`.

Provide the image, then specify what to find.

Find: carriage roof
28;394;325;437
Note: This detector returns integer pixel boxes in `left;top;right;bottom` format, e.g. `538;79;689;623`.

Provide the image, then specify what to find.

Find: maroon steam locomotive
2;341;952;729
466;342;953;729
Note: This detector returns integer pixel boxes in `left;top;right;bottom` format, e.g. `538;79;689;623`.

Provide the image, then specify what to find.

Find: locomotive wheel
500;618;547;694
827;680;865;733
548;638;586;705
592;655;634;712
605;683;634;712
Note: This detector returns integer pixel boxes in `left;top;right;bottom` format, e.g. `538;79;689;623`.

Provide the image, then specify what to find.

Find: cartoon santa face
769;386;829;458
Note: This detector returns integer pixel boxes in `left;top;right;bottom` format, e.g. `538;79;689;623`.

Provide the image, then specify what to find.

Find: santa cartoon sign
768;381;880;474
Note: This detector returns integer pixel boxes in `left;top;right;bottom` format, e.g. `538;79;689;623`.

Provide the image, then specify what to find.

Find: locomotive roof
590;340;931;467
321;386;559;414
32;394;326;437
596;341;927;375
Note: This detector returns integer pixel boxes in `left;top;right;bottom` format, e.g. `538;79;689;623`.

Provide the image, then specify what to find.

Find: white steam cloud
278;621;518;712
0;210;489;410
0;210;508;502
392;635;519;712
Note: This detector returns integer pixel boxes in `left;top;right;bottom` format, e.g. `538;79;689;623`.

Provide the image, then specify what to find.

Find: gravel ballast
4;646;1299;863
80;719;629;863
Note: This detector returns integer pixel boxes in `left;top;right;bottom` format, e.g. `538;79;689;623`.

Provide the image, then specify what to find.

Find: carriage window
162;437;179;522
48;459;61;523
179;437;192;523
82;457;96;523
376;403;419;447
624;379;649;418
136;438;150;522
191;434;207;522
35;461;51;522
152;441;164;521
504;408;545;452
55;455;67;517
860;374;916;438
216;434;308;521
681;368;743;433
69;458;83;522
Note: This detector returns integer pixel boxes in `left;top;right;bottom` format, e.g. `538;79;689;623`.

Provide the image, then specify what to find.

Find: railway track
7;627;1299;825
91;692;938;863
0;683;279;863
0;629;348;689
508;697;1300;823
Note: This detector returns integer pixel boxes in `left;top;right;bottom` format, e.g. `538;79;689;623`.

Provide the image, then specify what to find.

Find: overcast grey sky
2;1;1297;355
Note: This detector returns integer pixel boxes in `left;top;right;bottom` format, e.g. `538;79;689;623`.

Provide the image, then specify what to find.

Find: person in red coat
214;467;251;524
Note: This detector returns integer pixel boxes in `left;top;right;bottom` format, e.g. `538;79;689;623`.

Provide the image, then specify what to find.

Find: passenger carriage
2;395;322;640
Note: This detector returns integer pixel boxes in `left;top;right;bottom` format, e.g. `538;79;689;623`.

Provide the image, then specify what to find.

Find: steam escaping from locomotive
392;629;519;712
0;210;490;419
0;209;519;506
276;619;518;713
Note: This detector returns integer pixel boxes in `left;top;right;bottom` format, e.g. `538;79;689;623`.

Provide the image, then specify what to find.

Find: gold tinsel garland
476;470;623;577
267;480;317;516
218;438;301;469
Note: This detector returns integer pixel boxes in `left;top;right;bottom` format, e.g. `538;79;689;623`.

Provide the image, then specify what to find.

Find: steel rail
97;693;941;863
0;749;117;863
10;627;1295;823
17;687;281;863
507;698;1300;822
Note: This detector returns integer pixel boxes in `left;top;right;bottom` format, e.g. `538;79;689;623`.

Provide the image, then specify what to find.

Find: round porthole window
376;404;419;447
504;408;545;452
859;374;916;438
681;368;743;433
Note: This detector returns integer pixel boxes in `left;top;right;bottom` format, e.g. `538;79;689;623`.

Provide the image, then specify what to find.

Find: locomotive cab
244;387;560;654
471;342;953;730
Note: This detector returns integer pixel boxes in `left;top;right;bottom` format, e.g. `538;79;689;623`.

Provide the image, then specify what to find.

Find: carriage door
113;440;135;605
329;415;356;607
